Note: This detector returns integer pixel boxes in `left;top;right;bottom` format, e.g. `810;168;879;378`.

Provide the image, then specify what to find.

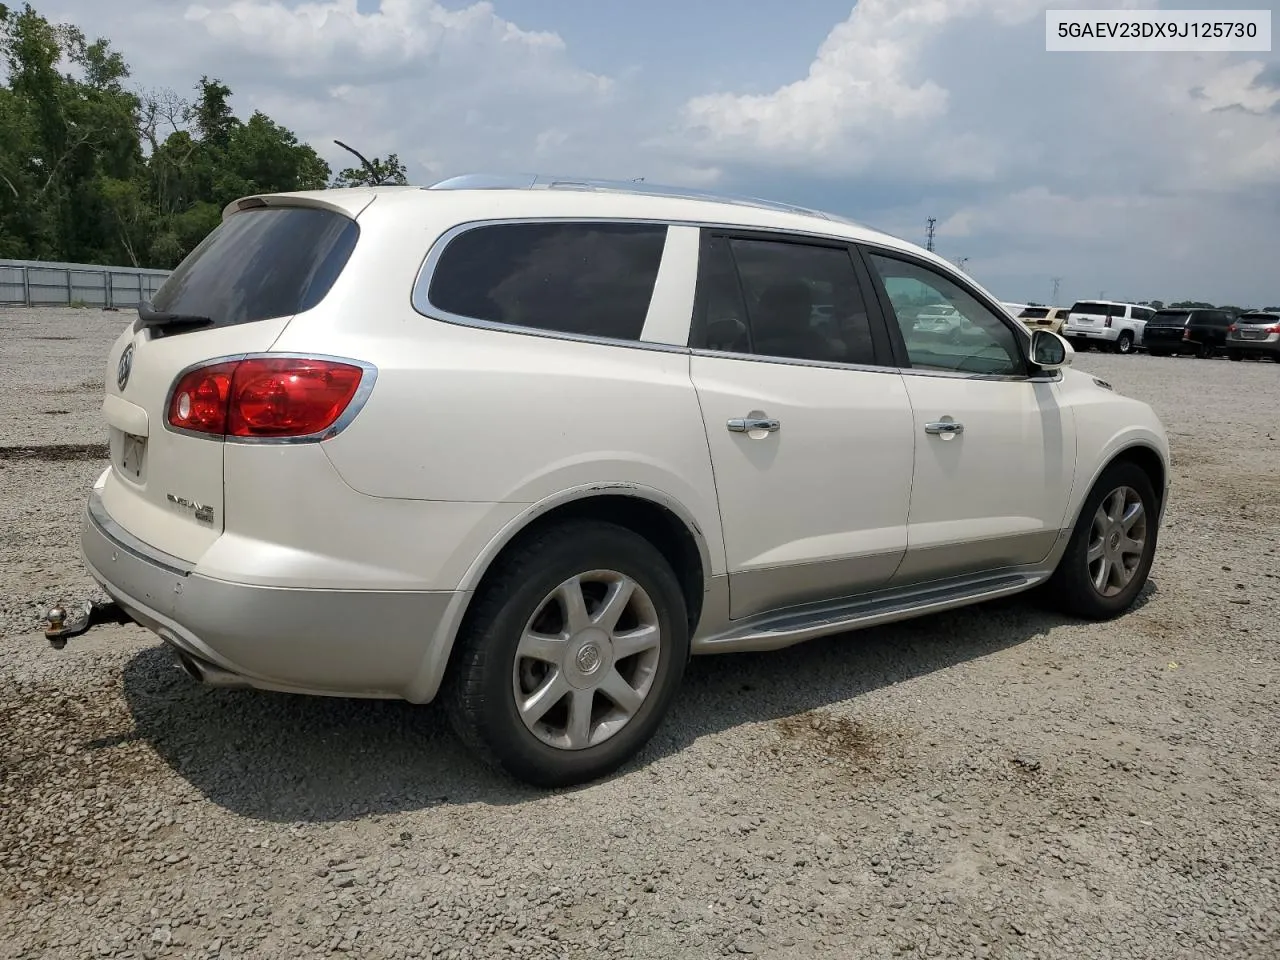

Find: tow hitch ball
44;600;121;649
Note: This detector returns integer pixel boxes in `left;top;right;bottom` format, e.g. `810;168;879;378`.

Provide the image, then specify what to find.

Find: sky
41;0;1280;307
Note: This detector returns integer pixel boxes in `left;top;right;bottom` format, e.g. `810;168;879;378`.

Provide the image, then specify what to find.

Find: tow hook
43;600;124;649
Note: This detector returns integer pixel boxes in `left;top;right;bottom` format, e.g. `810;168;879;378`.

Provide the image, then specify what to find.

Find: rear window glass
1069;301;1118;316
1019;307;1049;318
426;222;668;341
151;206;359;328
1151;311;1190;323
1239;313;1279;324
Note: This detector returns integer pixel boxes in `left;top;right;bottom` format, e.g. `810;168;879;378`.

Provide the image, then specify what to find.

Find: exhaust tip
170;646;204;682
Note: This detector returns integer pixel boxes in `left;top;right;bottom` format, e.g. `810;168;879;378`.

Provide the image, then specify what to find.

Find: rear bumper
1063;326;1119;342
80;486;464;702
1226;337;1280;357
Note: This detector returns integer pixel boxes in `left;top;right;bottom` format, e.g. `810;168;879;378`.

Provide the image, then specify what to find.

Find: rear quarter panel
265;193;728;581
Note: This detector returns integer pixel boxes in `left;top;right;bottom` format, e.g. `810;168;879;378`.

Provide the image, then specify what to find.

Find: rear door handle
727;417;780;433
924;420;964;436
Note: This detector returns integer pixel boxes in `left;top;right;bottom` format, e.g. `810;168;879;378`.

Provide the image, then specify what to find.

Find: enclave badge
117;344;134;391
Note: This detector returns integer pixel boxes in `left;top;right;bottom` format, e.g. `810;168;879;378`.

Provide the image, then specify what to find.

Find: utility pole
1051;277;1062;303
926;218;936;253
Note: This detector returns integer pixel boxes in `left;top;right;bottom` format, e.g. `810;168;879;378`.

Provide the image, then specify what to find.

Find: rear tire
1042;460;1159;621
1147;349;1169;358
1196;341;1216;359
1228;350;1243;362
446;520;689;788
1115;332;1134;354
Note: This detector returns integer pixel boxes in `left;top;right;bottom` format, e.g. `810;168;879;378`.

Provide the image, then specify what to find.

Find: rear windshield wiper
136;300;214;332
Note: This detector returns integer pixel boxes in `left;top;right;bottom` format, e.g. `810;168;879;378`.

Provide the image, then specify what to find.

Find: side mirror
1031;329;1073;369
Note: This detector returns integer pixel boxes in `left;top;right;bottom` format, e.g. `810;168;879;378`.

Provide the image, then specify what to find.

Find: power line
926;218;936;252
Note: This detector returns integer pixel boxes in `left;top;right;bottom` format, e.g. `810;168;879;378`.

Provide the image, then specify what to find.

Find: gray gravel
2;306;1279;959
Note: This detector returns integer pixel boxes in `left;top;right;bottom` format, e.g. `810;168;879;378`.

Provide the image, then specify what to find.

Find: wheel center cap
576;643;602;675
1108;531;1121;551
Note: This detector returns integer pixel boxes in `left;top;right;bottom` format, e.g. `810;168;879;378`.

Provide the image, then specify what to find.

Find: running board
693;571;1044;655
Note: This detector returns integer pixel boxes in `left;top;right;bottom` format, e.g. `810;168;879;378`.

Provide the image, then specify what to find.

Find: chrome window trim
409;216;1064;384
161;352;380;445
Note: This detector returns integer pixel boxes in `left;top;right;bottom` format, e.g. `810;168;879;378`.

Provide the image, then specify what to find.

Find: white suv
80;175;1171;787
1063;300;1156;354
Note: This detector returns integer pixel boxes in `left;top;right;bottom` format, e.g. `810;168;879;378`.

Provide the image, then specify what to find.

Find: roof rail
424;173;863;226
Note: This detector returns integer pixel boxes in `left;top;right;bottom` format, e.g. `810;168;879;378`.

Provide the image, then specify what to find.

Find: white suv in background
1063;300;1156;354
79;175;1171;787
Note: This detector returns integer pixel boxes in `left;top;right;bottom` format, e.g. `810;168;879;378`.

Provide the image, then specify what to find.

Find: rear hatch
1018;307;1052;325
98;202;362;562
1144;310;1191;341
1067;301;1111;326
1233;313;1280;340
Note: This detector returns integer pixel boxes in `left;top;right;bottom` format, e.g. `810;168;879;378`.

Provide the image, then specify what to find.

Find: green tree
331;139;409;187
0;3;336;269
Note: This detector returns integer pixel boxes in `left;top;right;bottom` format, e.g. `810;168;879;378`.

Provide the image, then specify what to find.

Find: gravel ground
2;306;1278;960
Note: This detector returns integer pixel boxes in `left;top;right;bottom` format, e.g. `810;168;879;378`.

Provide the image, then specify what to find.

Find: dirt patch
0;443;108;462
774;709;886;773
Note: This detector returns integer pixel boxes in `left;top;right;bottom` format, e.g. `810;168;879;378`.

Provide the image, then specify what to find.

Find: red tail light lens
168;362;238;435
1228;324;1237;332
168;357;369;439
1104;317;1113;328
1269;324;1280;334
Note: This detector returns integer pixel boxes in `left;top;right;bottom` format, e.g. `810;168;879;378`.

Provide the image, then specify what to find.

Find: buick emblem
117;344;134;391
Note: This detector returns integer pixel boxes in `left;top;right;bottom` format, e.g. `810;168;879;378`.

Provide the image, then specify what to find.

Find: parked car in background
76;174;1171;788
1226;312;1280;362
1016;305;1070;335
1143;308;1234;358
1062;301;1155;354
912;302;968;340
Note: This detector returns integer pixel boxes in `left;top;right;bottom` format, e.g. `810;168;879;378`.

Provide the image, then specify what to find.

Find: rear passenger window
426;222;667;341
692;234;878;366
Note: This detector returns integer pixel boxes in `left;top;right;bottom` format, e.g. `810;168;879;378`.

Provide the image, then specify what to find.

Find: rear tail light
1269;324;1280;334
1182;328;1191;340
1228;324;1238;333
168;357;370;440
1104;316;1113;328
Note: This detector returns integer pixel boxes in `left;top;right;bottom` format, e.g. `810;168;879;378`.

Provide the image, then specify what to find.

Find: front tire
1043;460;1159;621
446;520;690;788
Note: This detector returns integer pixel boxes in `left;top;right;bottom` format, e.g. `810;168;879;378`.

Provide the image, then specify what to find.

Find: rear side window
426;222;667;341
152;206;359;328
1020;307;1050;319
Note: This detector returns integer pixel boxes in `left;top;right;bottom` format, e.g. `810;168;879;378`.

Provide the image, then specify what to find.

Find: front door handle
727;417;780;434
924;420;964;436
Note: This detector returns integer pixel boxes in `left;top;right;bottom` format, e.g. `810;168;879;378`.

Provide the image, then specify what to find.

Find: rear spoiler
220;190;383;222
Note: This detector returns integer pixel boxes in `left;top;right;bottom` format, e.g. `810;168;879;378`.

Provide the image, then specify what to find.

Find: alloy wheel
1087;486;1148;597
512;570;662;751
